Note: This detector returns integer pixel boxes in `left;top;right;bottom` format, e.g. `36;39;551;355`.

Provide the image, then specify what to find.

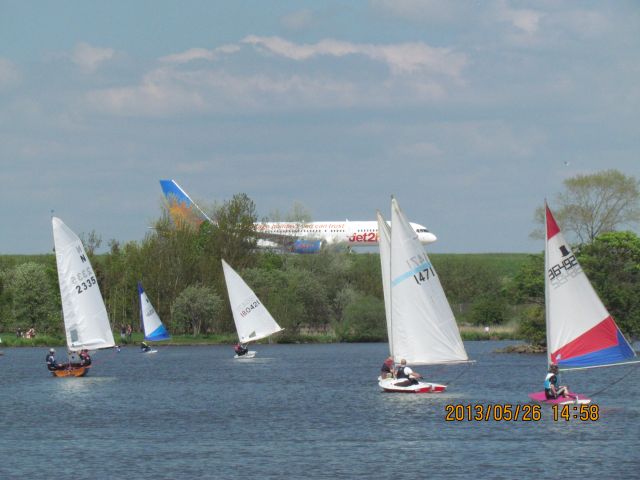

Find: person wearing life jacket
395;359;422;385
234;343;248;356
140;341;152;353
380;356;395;379
79;349;92;366
544;364;570;399
45;348;61;371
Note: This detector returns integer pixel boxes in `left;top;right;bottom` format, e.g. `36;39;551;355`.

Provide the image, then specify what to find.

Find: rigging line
585;362;640;398
443;362;474;387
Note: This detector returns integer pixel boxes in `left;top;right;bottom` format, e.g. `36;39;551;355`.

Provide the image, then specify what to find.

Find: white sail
221;259;283;344
389;197;468;365
138;283;170;341
376;211;392;355
52;217;115;351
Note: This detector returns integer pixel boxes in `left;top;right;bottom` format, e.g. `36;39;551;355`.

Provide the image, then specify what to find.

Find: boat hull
141;349;158;354
528;391;591;405
234;351;256;359
378;377;446;393
50;366;89;377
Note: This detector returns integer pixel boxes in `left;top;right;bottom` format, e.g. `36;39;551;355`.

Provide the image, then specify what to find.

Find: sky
1;0;639;254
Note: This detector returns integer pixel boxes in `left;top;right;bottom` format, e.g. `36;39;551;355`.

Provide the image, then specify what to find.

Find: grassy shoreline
0;325;522;348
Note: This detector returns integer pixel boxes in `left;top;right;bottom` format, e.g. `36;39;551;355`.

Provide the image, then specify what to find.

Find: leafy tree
209;193;258;269
171;285;225;335
508;254;544;305
517;305;546;346
469;294;507;326
6;262;60;333
531;170;640;243
578;231;640;339
337;293;386;341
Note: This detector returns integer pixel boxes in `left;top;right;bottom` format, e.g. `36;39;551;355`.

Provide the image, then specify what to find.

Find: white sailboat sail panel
52;217;115;351
376;211;392;356
221;259;283;344
389;198;468;365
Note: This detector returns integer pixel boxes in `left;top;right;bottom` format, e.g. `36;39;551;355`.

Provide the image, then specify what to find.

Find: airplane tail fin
159;179;214;226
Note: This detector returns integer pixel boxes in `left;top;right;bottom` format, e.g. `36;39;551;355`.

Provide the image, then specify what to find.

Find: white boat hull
234;350;256;359
141;349;158;354
378;377;446;393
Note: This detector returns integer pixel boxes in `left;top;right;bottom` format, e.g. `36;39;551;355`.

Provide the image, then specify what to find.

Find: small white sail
52;217;115;351
138;282;170;341
376;211;392;355
389;197;468;365
221;259;283;344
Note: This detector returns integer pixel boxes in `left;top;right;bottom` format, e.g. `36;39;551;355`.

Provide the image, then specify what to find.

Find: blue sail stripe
392;262;432;287
145;324;170;341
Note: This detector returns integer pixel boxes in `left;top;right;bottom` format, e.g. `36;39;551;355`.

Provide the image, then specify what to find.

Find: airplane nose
421;232;437;244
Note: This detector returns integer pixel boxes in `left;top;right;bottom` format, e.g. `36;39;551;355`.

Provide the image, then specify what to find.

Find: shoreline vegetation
0;324;541;349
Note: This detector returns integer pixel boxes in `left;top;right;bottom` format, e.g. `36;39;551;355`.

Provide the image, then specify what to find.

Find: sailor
45;348;60;371
140;341;152;353
234;343;248;356
79;349;92;366
395;359;422;385
544;364;570;399
380;356;395;379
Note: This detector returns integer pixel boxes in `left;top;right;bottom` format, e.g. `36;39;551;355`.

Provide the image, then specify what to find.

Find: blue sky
1;0;639;253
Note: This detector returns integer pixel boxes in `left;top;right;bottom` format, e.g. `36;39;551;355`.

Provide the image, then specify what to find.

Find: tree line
1;170;639;345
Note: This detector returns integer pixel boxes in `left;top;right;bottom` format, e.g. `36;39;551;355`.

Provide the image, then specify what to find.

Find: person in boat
395;359;422;385
140;341;152;353
79;349;92;366
234;343;249;357
544;364;570;399
380;356;395;379
45;348;63;371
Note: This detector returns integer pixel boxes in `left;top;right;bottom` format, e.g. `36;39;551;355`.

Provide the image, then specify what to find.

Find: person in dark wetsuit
140;341;152;353
45;348;61;371
79;349;92;366
395;359;422;385
544;364;570;399
234;343;249;356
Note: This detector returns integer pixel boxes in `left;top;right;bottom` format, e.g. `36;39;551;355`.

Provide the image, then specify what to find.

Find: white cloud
72;42;115;72
159;44;240;64
242;35;467;78
0;57;21;89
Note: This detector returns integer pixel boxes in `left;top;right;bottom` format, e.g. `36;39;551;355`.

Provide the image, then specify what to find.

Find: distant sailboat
221;259;283;359
378;198;470;393
528;203;638;404
50;217;115;377
138;282;170;353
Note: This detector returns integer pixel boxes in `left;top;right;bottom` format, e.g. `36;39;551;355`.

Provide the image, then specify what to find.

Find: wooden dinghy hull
50;366;90;377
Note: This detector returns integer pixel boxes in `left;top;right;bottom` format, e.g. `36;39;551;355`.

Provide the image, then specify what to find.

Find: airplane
159;179;437;254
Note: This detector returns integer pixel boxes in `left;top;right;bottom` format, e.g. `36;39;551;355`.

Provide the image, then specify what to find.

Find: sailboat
378;197;470;393
221;259;284;359
138;282;170;353
50;217;116;377
528;203;637;404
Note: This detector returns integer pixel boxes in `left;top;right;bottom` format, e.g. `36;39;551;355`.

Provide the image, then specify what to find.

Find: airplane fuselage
255;220;436;246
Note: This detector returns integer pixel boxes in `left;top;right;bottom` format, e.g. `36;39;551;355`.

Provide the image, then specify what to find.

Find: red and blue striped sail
545;204;635;369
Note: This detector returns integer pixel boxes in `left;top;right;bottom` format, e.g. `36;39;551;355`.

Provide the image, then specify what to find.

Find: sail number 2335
74;275;97;294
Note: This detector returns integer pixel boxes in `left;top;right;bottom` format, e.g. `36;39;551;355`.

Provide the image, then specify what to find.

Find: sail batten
385;198;468;366
544;203;635;368
222;259;283;344
52;217;115;351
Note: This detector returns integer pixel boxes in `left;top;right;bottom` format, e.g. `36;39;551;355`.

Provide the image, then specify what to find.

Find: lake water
1;342;638;478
